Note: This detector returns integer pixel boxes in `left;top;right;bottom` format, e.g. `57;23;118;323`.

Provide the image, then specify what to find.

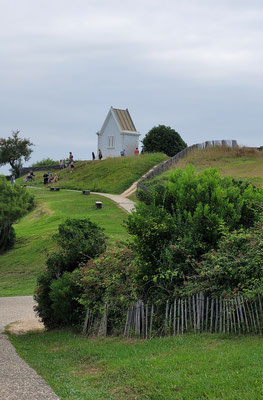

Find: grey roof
113;108;137;132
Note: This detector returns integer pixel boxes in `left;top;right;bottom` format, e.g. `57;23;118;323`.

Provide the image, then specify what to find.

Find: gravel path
0;296;59;399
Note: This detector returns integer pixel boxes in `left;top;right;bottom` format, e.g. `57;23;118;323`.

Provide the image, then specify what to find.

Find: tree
0;130;33;176
0;177;34;252
142;125;187;157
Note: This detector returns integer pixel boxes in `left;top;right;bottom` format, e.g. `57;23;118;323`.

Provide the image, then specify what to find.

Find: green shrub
0;176;34;252
31;158;58;167
49;272;84;327
193;224;263;298
34;218;107;329
127;166;263;300
77;247;136;334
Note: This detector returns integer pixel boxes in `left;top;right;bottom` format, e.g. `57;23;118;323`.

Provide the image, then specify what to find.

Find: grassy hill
17;153;168;194
143;146;263;187
0;189;129;297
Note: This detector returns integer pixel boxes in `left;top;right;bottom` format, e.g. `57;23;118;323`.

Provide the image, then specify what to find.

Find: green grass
145;147;263;188
0;188;129;297
9;330;263;400
17;153;168;194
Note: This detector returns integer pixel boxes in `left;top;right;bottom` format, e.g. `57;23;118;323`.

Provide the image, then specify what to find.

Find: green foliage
31;158;58;167
34;218;107;328
77;247;136;333
127;166;263;300
194;223;263;297
0;130;33;176
49;273;84;326
142;125;187;157
0;176;34;252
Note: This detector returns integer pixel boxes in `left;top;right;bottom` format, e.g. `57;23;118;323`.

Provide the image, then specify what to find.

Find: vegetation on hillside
17;153;168;194
33;165;263;334
143;146;263;188
0;177;34;253
31;158;58;167
0;189;128;296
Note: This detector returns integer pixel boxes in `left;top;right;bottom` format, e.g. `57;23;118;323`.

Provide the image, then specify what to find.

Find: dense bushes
126;166;263;300
193;224;263;298
0;176;34;252
31;158;58;167
35;166;263;331
77;247;137;334
34;218;107;328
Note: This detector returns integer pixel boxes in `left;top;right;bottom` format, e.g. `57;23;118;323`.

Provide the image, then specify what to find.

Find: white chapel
96;106;140;158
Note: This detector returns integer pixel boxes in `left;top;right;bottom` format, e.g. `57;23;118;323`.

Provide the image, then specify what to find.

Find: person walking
134;147;139;155
92;152;95;161
98;149;103;160
11;175;15;185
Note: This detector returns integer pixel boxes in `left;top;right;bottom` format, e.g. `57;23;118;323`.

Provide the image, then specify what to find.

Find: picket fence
82;293;263;338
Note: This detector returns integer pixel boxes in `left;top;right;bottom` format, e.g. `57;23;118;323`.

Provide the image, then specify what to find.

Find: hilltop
18;153;168;194
142;146;263;187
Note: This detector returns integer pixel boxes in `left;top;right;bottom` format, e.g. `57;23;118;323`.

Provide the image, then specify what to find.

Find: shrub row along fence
137;139;238;190
83;293;263;338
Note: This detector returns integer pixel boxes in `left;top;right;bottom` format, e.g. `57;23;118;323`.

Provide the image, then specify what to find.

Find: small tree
34;218;107;328
142;125;187;157
0;177;34;252
0;130;33;176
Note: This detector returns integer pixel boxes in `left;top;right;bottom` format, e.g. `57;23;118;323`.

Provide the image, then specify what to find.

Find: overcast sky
1;0;263;174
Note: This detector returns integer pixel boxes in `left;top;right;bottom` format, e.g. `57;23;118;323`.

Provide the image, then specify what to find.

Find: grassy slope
145;146;263;187
9;331;263;400
0;188;129;297
17;153;168;194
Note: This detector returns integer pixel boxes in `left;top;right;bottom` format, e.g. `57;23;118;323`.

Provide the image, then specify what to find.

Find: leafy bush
193;223;263;298
77;247;136;334
142;125;187;156
34;218;107;329
31;158;58;167
0;176;34;252
127;166;263;300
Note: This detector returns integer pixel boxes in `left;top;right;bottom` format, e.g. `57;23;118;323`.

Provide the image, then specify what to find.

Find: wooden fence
83;293;263;337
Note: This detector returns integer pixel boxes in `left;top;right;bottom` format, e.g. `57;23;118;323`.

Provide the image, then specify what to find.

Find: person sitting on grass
52;173;58;183
48;173;54;184
25;170;35;182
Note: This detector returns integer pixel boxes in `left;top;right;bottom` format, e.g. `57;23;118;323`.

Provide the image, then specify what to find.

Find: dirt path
0;296;59;399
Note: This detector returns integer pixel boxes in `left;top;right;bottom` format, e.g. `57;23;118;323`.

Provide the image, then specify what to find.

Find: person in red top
134;147;139;155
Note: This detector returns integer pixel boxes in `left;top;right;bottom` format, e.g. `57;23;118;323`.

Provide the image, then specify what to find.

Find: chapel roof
112;108;137;132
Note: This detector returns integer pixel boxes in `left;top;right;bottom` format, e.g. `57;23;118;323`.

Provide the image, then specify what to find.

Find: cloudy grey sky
1;0;263;174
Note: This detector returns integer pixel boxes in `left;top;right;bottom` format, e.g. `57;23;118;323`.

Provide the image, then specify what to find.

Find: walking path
92;192;135;213
0;296;59;399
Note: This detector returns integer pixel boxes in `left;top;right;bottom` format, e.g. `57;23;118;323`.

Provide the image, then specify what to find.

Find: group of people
59;152;75;171
43;172;58;186
120;147;139;156
93;147;140;159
